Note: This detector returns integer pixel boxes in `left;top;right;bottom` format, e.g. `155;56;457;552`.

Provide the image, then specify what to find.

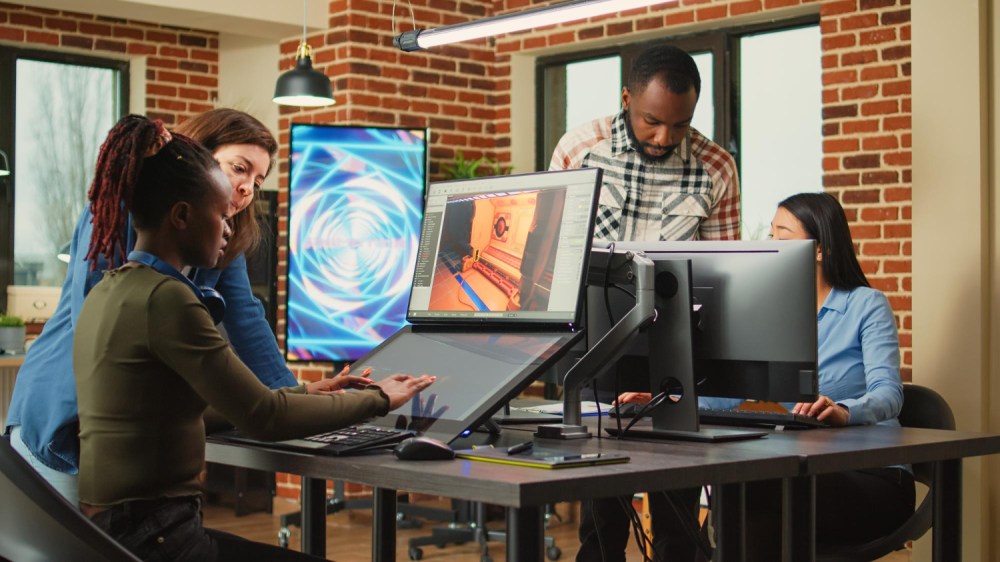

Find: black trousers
576;468;914;562
577;488;703;562
90;496;326;562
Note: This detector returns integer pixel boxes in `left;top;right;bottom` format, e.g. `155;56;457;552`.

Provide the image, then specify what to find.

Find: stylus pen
506;441;533;455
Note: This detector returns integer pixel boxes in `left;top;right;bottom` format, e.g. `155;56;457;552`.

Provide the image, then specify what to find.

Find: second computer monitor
589;239;818;404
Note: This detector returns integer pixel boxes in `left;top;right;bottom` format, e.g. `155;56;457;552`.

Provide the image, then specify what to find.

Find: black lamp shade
273;54;335;107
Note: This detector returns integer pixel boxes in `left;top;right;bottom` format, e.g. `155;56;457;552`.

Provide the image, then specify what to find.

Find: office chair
0;435;140;562
406;500;562;561
817;383;956;562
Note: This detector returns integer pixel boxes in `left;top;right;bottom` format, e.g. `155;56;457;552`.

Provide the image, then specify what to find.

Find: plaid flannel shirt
549;111;741;242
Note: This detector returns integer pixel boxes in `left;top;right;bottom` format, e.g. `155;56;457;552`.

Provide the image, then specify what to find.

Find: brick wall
0;2;220;125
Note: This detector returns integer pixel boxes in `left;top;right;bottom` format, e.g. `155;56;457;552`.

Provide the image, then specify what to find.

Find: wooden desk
207;429;803;561
206;424;1000;562
723;425;1000;561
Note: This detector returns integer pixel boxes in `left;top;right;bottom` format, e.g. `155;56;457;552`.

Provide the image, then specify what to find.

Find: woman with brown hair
6;109;347;505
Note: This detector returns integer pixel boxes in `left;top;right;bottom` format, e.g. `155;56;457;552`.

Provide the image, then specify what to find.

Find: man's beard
624;108;678;164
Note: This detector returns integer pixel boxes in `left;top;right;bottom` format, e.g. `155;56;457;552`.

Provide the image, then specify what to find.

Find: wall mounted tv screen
286;124;428;362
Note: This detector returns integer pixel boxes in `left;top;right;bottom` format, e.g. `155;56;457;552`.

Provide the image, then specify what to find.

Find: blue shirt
4;207;297;473
702;285;903;427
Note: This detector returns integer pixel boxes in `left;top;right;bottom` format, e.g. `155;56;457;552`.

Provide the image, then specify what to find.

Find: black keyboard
303;425;416;455
698;408;828;430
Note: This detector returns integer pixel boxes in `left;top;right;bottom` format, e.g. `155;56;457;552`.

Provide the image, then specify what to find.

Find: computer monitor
285;124;428;363
587;240;819;440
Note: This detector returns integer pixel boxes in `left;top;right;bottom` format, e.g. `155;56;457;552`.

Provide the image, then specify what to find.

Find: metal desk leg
301;478;327;556
372;488;398;562
933;459;962;562
506;505;543;561
714;482;746;562
786;476;815;562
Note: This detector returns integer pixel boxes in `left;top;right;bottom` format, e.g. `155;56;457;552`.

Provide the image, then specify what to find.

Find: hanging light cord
302;0;307;44
391;0;417;35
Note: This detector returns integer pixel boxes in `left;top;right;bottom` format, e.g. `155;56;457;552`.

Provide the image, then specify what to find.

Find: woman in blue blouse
606;192;915;561
5;109;360;505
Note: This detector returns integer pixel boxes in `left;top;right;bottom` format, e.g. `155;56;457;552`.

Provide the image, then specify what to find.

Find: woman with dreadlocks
72;114;434;561
6;109;359;504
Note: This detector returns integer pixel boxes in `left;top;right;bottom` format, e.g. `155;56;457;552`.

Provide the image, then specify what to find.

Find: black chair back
0;436;139;562
818;383;956;562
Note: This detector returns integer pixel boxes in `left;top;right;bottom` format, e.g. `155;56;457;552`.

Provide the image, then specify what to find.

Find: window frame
534;15;820;172
0;47;129;310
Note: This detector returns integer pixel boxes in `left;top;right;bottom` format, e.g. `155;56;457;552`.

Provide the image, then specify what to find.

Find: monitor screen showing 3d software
286;124;427;362
406;168;601;328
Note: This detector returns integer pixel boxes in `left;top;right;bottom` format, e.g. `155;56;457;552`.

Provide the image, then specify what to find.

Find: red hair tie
144;119;173;158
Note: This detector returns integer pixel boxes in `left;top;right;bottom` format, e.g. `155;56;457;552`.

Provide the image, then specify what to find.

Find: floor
201;496;912;562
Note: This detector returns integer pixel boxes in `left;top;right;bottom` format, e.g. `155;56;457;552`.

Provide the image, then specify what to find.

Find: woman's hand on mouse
792;394;850;426
376;374;437;410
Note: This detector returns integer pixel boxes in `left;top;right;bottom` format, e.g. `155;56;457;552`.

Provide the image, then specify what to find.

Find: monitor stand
610;259;766;443
492;400;562;425
605;426;766;442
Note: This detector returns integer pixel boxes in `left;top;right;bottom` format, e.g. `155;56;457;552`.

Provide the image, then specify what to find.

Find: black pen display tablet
352;327;584;445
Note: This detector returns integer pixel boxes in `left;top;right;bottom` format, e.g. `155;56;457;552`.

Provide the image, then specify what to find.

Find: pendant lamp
274;0;335;107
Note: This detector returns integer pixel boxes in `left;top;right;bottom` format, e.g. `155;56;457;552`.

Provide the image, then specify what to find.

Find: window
536;19;822;240
0;48;127;310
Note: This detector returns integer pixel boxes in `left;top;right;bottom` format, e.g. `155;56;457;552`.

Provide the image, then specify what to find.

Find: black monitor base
606;426;767;443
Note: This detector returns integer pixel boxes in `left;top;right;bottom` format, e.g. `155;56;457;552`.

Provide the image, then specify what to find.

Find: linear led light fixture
394;0;678;52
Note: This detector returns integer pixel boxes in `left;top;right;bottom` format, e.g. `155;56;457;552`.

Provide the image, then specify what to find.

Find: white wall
912;0;998;560
217;33;281;191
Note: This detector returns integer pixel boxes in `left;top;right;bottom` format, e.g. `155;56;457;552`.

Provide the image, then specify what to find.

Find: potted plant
0;312;25;354
441;150;513;180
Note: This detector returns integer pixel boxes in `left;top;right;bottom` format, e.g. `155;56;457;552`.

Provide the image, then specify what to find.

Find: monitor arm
535;248;656;439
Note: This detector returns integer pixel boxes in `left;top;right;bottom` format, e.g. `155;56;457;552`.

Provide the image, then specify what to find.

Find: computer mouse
393;436;456;461
609;402;640;418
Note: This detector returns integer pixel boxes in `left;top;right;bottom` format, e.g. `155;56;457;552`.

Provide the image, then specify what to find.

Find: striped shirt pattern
549;111;741;242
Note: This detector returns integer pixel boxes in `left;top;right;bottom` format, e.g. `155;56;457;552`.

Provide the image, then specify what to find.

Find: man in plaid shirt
552;45;740;562
550;48;740;243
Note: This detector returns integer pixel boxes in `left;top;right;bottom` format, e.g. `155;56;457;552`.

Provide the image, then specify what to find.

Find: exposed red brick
843;153;881;169
859;28;896;45
25;30;57;45
861;99;899;116
61;34;93;49
842;84;879;100
824;138;860;153
842;50;878;66
696;5;729;20
824;173;860;187
821;0;857;16
840;13;878;31
850;223;881;238
862;171;899;184
861;207;899;222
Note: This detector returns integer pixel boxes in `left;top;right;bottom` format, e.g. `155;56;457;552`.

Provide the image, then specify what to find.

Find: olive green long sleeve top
74;265;389;507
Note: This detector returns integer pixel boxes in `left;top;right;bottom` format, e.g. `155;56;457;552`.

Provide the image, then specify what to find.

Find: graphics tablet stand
536;248;656;439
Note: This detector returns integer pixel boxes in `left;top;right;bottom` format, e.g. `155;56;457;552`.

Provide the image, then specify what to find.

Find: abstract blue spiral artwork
286;125;427;362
